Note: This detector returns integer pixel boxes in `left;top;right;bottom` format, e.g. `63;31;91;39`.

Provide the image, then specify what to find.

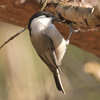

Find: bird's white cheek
30;21;46;35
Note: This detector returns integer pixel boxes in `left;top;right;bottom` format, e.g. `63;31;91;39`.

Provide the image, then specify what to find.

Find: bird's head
28;11;58;31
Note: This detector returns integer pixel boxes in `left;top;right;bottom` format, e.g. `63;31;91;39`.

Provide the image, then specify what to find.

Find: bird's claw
73;28;79;33
67;23;79;41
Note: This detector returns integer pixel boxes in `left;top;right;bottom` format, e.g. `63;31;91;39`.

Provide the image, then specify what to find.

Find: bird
28;11;67;94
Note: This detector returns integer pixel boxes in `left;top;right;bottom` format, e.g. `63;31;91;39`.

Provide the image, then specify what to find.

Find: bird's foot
67;23;79;41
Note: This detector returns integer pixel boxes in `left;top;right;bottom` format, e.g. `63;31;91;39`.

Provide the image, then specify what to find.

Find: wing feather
46;24;67;65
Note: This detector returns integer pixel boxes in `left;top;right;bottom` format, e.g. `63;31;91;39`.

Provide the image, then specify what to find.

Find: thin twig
40;0;48;11
0;26;28;49
0;0;47;50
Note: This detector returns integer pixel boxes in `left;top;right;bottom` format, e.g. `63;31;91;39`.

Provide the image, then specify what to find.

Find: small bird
28;11;67;94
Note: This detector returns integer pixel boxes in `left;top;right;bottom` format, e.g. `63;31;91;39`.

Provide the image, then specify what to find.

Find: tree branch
0;0;100;57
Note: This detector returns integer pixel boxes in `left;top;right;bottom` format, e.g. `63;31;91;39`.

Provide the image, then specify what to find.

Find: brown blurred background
0;21;100;100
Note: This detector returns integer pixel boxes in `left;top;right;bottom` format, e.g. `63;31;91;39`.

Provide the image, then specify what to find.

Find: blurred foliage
0;22;100;100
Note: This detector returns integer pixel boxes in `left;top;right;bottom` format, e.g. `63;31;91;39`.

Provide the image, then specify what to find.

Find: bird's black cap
28;11;54;32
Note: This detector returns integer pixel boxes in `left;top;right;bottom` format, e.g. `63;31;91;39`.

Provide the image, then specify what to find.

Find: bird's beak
53;16;58;20
52;16;60;23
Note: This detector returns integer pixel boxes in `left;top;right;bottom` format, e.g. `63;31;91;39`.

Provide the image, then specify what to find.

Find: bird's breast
30;30;52;54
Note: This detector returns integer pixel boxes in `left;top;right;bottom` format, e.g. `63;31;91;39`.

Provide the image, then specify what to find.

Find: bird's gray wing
38;53;65;94
38;34;58;71
38;33;65;94
46;24;67;65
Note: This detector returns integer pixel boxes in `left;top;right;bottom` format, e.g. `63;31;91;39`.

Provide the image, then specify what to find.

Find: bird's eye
46;15;50;17
46;14;52;17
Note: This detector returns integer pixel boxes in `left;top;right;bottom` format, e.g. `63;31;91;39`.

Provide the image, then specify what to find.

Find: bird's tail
53;69;66;94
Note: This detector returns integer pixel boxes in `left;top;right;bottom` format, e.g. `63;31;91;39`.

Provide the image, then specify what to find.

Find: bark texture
0;0;100;57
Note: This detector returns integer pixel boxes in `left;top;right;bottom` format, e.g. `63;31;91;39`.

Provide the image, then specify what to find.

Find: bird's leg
66;23;79;45
67;23;73;41
67;23;79;40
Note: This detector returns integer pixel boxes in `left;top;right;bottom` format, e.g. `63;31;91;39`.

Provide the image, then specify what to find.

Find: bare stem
0;26;28;49
0;0;47;50
40;0;48;11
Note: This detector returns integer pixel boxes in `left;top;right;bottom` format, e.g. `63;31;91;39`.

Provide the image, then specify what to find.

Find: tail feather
54;69;66;94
